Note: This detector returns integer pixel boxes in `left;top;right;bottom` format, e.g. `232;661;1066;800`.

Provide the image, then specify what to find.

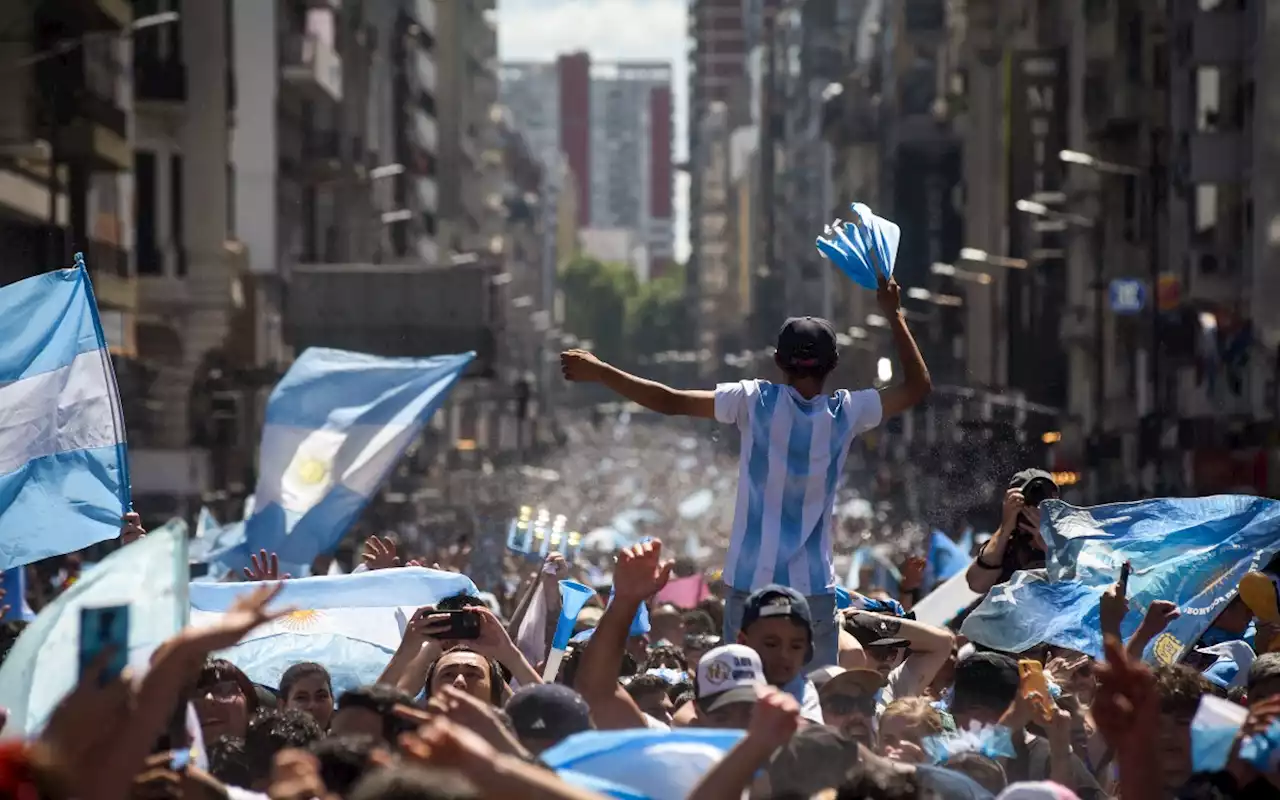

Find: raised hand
560;349;607;383
613;539;674;604
747;687;801;749
243;549;291;582
362;535;401;570
400;716;497;775
419;686;531;759
1099;564;1131;639
120;512;146;545
875;273;902;314
1092;634;1159;754
188;582;292;652
899;555;927;592
1137;600;1180;636
469;606;516;658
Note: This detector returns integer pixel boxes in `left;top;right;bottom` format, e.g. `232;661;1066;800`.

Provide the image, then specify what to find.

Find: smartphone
79;604;129;685
441;609;481;640
1018;659;1056;725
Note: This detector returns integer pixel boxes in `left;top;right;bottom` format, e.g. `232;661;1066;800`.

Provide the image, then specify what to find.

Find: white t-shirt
715;380;882;595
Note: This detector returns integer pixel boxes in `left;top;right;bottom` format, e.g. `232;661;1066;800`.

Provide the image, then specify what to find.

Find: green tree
627;264;691;359
559;257;637;362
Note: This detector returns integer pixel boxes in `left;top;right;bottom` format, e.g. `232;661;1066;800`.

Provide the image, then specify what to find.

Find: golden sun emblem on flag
278;609;324;632
293;457;330;486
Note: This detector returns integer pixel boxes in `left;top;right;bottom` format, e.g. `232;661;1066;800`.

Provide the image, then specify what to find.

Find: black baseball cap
1009;468;1060;506
776;317;838;371
741;585;815;639
843;616;910;649
504;684;593;744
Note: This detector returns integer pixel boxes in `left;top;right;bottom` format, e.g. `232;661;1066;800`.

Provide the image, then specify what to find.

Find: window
135;151;158;274
1194;184;1218;235
1195;67;1221;131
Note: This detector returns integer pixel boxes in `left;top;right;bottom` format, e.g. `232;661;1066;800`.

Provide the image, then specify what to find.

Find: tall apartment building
123;0;434;515
688;0;782;347
499;54;675;279
0;1;135;349
434;0;499;256
950;0;1280;498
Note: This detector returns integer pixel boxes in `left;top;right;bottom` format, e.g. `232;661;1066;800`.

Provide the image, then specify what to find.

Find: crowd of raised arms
4;275;1280;800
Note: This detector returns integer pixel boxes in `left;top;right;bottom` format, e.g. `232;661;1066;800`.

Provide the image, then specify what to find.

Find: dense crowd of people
3;277;1280;800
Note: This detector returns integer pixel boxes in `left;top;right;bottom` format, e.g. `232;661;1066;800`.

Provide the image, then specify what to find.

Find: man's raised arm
561;349;716;418
873;277;932;419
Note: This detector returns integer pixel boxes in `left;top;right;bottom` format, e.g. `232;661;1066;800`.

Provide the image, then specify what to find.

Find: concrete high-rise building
499;54;674;279
949;0;1280;499
434;0;499;256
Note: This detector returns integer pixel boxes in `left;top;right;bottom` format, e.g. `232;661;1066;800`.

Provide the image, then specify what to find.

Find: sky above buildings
497;0;692;263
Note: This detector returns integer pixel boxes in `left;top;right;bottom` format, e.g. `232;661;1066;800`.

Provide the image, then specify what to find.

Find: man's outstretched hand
560;349;607;383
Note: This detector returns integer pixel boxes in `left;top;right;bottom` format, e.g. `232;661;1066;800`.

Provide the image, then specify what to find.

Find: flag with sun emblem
961;495;1280;662
242;348;474;570
189;566;477;694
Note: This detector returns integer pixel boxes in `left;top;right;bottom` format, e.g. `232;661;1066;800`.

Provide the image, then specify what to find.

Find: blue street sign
1109;279;1146;315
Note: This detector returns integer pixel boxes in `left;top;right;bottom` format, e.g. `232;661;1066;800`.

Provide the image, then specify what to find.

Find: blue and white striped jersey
715;379;883;595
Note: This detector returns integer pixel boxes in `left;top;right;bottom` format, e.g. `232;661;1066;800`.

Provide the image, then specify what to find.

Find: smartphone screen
79;604;130;685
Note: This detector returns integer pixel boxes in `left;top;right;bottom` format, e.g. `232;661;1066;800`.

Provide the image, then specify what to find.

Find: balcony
282;34;343;102
134;57;186;105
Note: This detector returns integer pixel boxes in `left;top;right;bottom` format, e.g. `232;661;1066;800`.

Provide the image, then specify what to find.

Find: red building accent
557;52;591;227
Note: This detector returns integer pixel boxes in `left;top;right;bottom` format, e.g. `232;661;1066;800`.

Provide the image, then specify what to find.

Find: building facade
500;54;674;280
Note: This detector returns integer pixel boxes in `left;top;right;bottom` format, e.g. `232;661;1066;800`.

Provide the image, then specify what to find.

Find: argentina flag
188;567;477;694
243;348;474;568
0;522;187;734
961;496;1280;663
0;257;129;571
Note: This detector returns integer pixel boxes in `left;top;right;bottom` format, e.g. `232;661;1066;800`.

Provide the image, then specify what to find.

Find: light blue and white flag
189;567;478;695
0;523;188;735
0;257;129;571
189;508;246;568
816;202;901;290
843;546;901;596
243;348;473;569
961;496;1280;662
543;729;745;800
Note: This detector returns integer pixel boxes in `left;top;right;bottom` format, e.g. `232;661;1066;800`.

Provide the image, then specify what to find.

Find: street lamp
1059;149;1142;177
958;248;1029;270
932;261;993;285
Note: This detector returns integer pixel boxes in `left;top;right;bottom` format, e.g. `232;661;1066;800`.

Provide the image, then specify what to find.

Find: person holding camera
965;469;1061;594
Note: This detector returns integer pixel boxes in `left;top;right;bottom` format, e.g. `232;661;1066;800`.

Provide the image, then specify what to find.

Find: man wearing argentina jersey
560;275;931;669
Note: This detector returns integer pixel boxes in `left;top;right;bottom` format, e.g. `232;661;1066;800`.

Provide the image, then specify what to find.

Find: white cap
695;644;766;711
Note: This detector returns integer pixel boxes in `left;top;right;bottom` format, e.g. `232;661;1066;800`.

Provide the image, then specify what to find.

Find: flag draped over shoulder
241;348;474;570
0;525;188;735
961;496;1280;662
188;567;478;694
0;261;129;571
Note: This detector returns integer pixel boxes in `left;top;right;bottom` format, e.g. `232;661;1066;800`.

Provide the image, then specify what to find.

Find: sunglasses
868;645;906;661
824;693;877;716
